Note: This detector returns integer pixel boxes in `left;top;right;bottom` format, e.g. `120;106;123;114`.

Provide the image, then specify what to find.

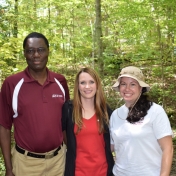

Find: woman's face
119;77;142;107
78;72;97;100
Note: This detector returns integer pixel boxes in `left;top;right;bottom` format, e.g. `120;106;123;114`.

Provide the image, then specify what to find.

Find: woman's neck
125;102;133;108
81;98;95;119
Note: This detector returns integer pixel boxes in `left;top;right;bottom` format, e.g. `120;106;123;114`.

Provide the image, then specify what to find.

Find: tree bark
95;0;104;76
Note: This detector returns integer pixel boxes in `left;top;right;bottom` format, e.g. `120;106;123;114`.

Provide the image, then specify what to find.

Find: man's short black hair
23;32;49;49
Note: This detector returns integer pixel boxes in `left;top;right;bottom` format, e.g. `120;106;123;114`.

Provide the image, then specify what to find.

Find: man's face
24;38;49;73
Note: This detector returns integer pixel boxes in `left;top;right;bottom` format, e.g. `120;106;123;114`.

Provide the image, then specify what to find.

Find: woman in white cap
110;66;173;176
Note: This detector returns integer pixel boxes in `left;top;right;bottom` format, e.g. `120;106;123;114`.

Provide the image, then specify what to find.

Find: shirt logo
52;94;63;98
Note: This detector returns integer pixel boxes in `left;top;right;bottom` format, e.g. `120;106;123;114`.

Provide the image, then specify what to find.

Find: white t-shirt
110;103;172;176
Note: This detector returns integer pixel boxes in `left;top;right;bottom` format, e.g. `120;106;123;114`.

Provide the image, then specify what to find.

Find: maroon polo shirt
0;67;69;153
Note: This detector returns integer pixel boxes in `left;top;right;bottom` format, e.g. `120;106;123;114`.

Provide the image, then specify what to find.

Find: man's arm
0;125;14;176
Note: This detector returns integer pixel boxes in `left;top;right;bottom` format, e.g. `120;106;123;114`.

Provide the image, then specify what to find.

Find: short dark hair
23;32;49;49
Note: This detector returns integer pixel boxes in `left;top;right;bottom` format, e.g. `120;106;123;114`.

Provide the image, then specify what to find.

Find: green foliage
0;0;175;123
0;156;5;176
0;0;176;172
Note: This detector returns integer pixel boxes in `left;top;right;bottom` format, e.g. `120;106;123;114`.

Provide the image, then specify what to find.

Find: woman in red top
62;67;114;176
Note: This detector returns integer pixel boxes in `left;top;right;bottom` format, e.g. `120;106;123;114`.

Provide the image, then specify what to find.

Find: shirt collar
24;67;55;83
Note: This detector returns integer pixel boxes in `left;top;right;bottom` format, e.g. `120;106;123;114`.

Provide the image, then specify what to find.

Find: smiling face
24;38;49;73
78;72;97;101
119;77;142;107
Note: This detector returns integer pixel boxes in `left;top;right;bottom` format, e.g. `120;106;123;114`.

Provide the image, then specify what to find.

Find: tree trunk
95;0;104;76
13;0;18;38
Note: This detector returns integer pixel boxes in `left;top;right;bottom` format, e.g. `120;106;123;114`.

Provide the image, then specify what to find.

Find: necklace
117;106;135;120
117;92;142;120
117;109;127;120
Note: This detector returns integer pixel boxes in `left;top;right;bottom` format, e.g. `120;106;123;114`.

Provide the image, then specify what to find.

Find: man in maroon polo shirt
0;32;70;176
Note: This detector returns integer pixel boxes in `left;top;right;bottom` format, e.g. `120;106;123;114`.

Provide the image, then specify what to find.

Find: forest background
0;0;176;174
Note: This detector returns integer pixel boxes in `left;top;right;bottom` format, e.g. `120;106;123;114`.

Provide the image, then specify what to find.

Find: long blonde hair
73;67;109;134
